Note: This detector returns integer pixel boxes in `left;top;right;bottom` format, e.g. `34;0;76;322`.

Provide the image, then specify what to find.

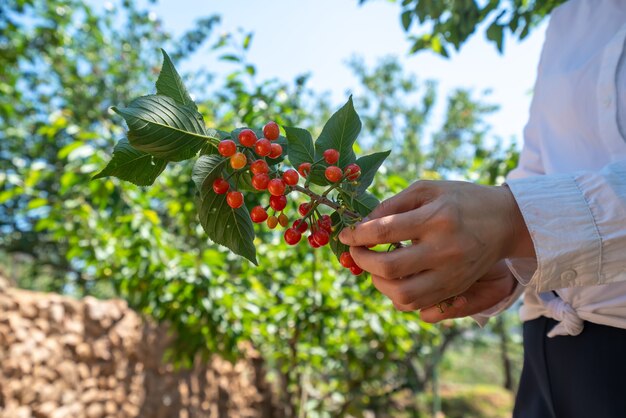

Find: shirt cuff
506;174;602;292
471;280;525;327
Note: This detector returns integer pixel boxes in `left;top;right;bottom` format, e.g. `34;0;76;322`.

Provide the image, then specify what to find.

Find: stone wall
0;276;277;418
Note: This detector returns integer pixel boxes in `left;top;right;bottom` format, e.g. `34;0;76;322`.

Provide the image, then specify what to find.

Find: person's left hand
338;180;533;310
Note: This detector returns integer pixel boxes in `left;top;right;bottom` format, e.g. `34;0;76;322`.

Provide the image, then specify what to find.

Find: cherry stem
292;185;360;219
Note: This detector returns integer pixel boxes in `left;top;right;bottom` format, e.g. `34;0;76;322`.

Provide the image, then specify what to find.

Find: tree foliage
1;1;521;416
362;0;566;55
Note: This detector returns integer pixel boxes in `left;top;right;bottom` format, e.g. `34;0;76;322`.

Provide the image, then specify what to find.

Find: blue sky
148;0;549;143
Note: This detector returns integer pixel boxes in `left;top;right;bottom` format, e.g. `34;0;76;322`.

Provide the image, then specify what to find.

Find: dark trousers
514;316;626;418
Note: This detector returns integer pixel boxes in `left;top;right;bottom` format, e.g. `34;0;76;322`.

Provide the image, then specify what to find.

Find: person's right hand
416;260;518;323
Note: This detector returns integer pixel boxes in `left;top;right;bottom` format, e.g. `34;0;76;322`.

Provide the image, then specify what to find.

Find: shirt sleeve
506;159;626;292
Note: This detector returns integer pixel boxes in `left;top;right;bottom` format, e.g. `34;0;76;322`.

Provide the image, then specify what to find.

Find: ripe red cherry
250;160;269;175
284;228;302;246
269;143;282;159
212;178;230;195
238;129;257;147
267;215;278;229
293;219;308;233
313;229;330;246
278;213;289;227
263;121;280;141
267;178;286;196
230;152;247;170
317;215;332;232
298;202;311;217
282;169;299;186
254;138;272;157
298;162;311;178
308;234;321;248
345;163;361;181
325;166;343;183
350;265;364;275
323;149;340;165
252;173;270;191
250;206;268;223
226;191;244;209
218;140;237;157
269;195;287;211
339;252;355;269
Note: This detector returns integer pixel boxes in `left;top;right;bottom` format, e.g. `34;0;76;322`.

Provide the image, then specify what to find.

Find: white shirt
476;0;626;337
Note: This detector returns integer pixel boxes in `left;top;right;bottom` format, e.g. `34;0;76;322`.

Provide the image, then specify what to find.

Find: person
339;1;626;417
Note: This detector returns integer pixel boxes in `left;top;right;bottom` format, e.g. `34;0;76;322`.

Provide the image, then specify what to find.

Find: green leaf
92;138;167;186
353;150;390;194
401;10;413;31
329;212;350;262
486;22;504;52
193;155;257;264
284;126;315;168
345;192;379;217
197;190;257;265
156;49;196;110
113;95;216;162
310;96;361;185
192;154;227;194
315;96;360;167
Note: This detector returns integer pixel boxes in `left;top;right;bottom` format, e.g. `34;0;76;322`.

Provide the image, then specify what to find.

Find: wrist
500;184;536;259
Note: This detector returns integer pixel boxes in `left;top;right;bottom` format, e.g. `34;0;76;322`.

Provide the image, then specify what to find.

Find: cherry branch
291;185;360;220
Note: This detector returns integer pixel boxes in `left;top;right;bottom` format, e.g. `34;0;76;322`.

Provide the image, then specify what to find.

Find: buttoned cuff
506;174;602;292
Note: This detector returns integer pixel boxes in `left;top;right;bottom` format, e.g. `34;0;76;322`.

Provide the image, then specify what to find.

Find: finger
393;300;421;312
368;180;436;220
349;245;434;279
418;296;469;322
370;271;454;308
339;209;427;246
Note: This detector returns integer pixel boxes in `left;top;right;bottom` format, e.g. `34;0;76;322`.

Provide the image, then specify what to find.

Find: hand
338;180;533;310
418;260;517;322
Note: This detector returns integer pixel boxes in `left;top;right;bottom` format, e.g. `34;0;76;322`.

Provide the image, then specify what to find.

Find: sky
148;0;549;144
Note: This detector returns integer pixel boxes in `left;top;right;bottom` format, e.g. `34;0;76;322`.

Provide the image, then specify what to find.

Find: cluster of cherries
211;121;364;275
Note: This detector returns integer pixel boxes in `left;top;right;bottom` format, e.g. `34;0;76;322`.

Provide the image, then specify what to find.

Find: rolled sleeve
506;160;626;292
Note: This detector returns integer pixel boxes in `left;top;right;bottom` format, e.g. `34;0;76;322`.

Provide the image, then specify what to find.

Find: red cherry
250;160;269;175
339;252;355;269
238;129;257;147
284;228;302;245
269;195;287;211
212;178;230;194
323;149;340;165
313;229;330;246
269;143;282;159
298;162;312;178
345;163;361;181
252;173;270;191
278;213;289;227
250;206;268;223
226;191;244;209
267;178;286;196
282;169;299;186
267;215;278;229
254;138;272;157
263;121;280;141
293;219;308;233
308;234;321;248
350;265;364;275
218;140;237;157
230;152;247;170
298;202;311;217
317;215;332;232
325;166;343;183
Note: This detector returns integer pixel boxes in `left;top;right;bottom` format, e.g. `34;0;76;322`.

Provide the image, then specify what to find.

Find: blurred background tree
1;0;534;416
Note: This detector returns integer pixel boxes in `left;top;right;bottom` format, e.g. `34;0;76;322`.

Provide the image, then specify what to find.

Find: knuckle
374;218;393;243
379;260;398;279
